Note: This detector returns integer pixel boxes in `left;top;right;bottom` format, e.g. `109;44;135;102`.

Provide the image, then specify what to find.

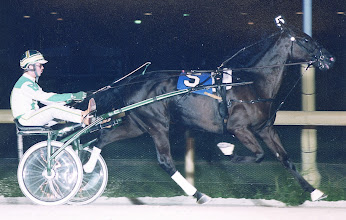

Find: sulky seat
14;119;55;160
14;119;52;133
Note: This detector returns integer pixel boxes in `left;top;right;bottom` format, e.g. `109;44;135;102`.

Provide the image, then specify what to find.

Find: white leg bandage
311;189;326;202
83;147;101;173
217;142;235;156
171;171;197;196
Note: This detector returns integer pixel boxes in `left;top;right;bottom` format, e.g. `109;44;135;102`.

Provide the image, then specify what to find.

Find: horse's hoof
194;191;211;204
311;189;328;201
255;153;265;163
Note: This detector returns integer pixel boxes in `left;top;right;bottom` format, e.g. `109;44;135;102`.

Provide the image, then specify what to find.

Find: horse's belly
175;94;224;134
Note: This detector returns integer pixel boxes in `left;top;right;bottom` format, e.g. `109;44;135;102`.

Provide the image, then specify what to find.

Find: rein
96;58;314;90
264;72;303;127
229;60;316;72
226;68;304;128
70;62;151;108
91;62;151;95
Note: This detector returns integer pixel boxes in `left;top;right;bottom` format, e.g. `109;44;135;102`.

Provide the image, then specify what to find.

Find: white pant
19;104;82;126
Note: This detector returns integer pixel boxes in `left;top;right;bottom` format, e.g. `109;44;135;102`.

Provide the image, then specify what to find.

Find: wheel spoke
17;141;83;205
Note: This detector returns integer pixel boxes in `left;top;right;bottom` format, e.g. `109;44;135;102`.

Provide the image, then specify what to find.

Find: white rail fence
1;109;345;187
2;109;346;125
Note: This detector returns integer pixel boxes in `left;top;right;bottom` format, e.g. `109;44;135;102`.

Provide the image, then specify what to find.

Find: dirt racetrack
0;196;345;220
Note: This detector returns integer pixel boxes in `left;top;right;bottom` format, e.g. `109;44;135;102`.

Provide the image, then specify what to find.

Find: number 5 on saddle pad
177;70;232;96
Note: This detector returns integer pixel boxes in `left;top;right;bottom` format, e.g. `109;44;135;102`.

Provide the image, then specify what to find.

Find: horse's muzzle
316;49;335;71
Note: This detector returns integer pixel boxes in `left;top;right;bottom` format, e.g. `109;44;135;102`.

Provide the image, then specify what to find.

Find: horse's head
275;16;335;71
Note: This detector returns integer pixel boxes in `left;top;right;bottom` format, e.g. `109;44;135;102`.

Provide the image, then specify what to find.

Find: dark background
0;0;345;110
0;0;345;159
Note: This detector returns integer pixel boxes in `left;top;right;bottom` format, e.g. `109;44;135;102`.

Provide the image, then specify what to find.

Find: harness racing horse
84;17;335;203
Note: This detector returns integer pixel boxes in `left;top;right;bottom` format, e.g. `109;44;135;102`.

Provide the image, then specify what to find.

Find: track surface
0;196;345;220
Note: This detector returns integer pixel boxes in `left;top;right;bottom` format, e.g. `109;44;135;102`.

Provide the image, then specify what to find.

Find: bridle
289;34;329;70
276;14;329;71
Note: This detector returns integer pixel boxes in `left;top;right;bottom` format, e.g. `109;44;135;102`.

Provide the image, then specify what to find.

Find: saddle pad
177;70;232;96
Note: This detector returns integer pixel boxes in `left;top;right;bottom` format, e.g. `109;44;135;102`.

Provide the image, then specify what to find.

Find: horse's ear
275;15;285;29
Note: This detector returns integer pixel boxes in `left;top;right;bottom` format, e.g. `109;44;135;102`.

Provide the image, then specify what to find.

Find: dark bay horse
84;17;335;203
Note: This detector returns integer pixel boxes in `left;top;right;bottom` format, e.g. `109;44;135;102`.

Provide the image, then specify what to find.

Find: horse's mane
222;31;281;69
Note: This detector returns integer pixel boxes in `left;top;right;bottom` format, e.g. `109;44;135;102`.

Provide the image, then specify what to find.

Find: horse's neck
255;38;290;99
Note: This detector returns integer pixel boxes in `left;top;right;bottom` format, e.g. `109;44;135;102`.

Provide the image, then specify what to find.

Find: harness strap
215;69;229;132
227;98;275;105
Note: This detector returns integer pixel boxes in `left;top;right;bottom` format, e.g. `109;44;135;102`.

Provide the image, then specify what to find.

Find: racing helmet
20;50;48;69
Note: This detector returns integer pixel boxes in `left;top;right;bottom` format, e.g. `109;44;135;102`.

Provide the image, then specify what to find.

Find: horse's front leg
258;126;327;201
225;126;265;163
150;126;211;204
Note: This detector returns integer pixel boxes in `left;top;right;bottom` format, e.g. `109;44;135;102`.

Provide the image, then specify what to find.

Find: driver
10;50;96;126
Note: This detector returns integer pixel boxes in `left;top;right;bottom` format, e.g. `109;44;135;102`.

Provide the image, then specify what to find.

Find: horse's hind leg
225;127;265;163
149;124;211;204
258;126;327;201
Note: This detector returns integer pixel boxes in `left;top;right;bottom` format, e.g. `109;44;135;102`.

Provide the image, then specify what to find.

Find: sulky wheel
68;147;108;205
17;141;83;205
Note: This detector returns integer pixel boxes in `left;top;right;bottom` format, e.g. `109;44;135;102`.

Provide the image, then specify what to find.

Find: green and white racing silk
10;73;75;119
